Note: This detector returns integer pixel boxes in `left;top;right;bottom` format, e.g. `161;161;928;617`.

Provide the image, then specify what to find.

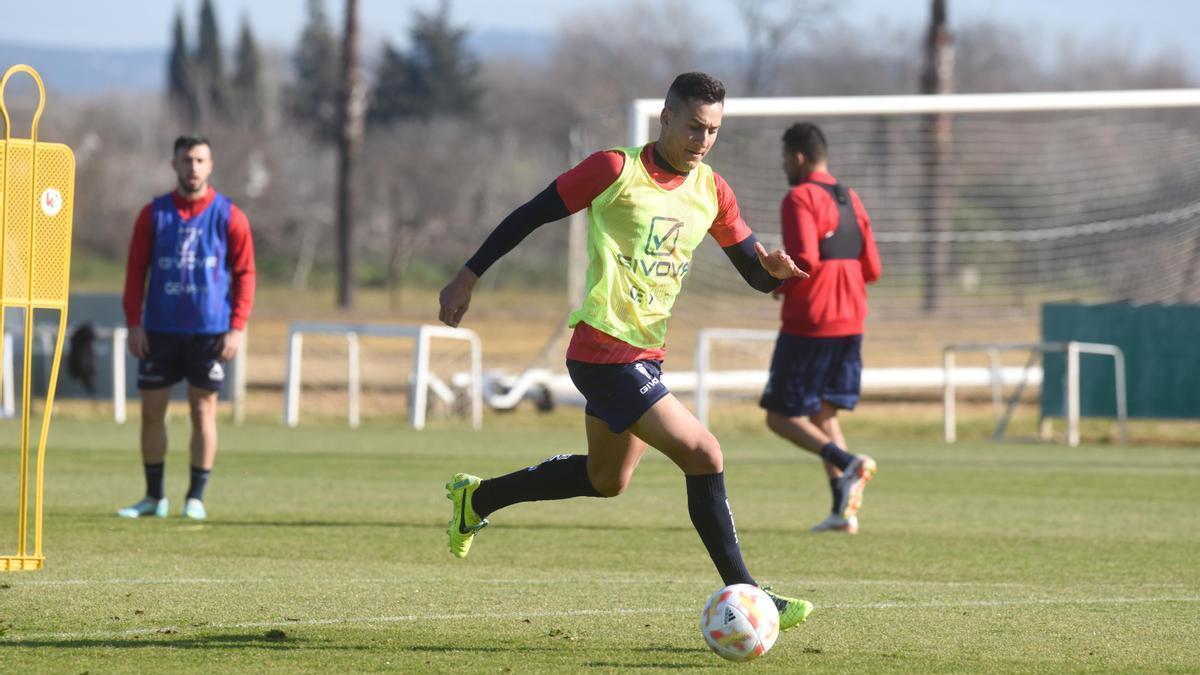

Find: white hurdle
283;322;482;430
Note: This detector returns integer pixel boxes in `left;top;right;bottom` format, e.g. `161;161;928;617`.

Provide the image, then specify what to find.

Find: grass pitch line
6;595;1199;643
827;595;1200;610
7;576;1114;589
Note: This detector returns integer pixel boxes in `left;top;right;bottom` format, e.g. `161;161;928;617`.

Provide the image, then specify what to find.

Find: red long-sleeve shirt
123;187;256;330
778;171;882;337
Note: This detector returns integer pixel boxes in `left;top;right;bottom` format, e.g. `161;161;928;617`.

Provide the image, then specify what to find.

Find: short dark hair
782;122;827;162
173;135;211;156
665;72;726;110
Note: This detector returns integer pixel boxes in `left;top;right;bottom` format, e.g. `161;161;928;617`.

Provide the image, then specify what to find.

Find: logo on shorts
634;363;660;395
208;362;225;382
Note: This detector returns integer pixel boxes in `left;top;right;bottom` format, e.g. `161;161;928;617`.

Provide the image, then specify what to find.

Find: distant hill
0;30;552;98
0;42;164;95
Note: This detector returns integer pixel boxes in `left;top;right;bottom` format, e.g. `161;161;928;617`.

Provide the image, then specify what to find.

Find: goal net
562;90;1200;424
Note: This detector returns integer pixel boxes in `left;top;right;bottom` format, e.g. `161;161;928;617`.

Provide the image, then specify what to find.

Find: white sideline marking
5;595;1198;643
9;576;1195;590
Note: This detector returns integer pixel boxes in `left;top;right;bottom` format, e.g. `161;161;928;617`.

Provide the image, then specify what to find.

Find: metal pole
695;331;711;427
943;347;956;443
987;347;1002;422
469;332;482;430
233;330;247;425
113;328;127;424
284;331;303;427
411;327;430;430
1066;341;1080;447
347;332;360;429
1113;347;1128;444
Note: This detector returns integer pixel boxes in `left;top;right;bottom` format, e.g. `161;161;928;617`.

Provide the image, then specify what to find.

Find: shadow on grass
584;664;705;671
88;514;703;535
76;514;814;538
582;644;713;669
80;515;406;530
402;644;561;654
0;632;346;651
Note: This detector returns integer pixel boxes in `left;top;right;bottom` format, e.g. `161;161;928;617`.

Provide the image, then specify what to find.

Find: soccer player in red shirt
117;136;256;521
439;73;815;631
761;122;882;534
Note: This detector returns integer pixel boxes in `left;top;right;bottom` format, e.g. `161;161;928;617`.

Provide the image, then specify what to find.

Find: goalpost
598;88;1200;432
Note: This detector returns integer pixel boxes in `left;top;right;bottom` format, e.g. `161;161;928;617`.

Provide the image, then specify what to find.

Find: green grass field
1;413;1198;673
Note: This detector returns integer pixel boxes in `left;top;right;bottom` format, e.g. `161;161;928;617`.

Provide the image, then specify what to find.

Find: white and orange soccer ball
699;583;781;662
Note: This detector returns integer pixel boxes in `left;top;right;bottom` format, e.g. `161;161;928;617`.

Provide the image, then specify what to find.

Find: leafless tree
731;0;830;96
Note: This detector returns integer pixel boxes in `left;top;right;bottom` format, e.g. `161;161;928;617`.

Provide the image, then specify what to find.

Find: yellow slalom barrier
0;65;75;571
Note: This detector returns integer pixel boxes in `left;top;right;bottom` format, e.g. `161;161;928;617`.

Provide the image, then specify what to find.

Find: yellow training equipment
1;65;75;571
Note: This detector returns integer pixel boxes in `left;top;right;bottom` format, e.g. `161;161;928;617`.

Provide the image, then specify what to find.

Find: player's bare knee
687;435;723;474
589;472;629;498
766;411;791;436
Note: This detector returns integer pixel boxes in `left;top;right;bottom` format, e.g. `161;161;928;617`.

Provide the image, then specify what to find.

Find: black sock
819;442;855;471
686;473;755;587
186;466;211;501
471;454;601;518
829;477;841;514
144;462;165;500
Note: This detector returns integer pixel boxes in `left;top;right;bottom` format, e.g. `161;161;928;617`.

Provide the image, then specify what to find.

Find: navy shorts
759;334;863;417
566;359;670;434
137;331;227;391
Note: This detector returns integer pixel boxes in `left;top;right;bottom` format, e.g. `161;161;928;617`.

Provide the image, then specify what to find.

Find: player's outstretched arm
439;267;478;328
438;183;571;327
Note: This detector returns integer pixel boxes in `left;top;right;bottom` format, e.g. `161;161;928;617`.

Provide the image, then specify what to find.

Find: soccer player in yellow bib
438;73;813;630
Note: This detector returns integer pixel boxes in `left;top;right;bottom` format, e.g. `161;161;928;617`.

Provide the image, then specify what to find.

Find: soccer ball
699;583;780;662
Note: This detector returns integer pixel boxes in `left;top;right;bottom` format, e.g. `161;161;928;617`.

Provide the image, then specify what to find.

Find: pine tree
368;42;411;125
195;0;228;119
368;0;480;125
233;17;265;127
167;10;199;124
291;0;340;142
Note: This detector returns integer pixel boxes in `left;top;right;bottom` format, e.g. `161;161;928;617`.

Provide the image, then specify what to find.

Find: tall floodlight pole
336;0;364;308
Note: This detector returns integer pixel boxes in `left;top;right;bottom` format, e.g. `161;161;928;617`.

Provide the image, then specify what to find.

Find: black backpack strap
802;180;863;261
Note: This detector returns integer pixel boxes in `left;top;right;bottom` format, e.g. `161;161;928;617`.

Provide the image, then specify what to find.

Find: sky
0;0;1198;70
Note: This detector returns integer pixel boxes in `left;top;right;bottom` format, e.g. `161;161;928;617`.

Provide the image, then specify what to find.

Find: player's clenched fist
438;267;478;327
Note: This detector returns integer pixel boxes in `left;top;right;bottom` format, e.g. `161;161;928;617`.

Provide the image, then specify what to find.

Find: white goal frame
628;89;1200;146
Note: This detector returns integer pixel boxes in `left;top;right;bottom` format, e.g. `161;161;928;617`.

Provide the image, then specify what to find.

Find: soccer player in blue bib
117;136;256;520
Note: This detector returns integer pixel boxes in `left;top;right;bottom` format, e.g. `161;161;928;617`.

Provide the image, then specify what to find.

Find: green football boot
445;473;488;559
763;587;815;631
